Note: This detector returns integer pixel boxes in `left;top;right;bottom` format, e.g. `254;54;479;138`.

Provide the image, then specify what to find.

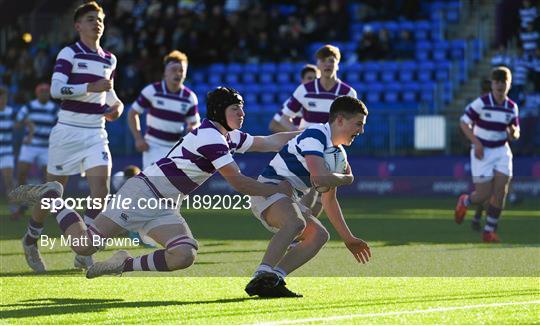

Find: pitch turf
1;197;539;324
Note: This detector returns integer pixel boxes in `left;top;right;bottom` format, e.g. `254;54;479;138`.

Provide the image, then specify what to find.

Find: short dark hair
74;1;104;22
491;66;512;82
315;44;341;62
329;96;368;123
300;64;318;79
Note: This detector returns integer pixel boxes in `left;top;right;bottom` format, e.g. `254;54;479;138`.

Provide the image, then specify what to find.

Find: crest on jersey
308;101;316;107
101;151;109;162
77;63;88;69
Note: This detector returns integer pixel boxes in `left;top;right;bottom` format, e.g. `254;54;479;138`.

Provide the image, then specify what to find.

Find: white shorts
102;177;188;235
47;123;111;176
250;178;310;233
471;144;513;183
19;145;48;166
143;141;174;169
0;155;14;169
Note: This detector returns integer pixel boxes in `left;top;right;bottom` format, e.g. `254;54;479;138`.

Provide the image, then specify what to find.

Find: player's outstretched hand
88;79;113;93
474;143;484;160
277;180;293;197
135;138;150;152
345;237;371;264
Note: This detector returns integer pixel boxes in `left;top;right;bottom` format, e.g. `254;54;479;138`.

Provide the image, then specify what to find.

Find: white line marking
256;300;540;325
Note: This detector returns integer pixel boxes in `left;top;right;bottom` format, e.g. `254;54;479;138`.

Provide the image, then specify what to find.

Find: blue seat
417;61;435;82
346;71;361;83
244;93;257;105
260;63;277;73
259;73;274;84
244;63;259;73
363;62;380;83
225;73;239;84
276;71;291;84
260;92;275;105
277;62;296;73
208;73;222;85
192;70;206;83
227;63;243;74
242;72;256;84
380;62;398;82
365;83;384;104
209;63;226;74
414;21;431;40
402;83;420;102
420;83;435;103
384;83;402;103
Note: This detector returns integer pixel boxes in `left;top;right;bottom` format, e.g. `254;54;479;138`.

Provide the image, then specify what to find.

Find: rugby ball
324;145;348;173
315;146;348;193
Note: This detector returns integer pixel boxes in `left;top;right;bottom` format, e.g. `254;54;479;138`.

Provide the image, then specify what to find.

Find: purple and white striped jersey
52;41;116;128
131;81;200;145
138;119;253;199
272;98;301;127
282;79;357;129
461;93;519;148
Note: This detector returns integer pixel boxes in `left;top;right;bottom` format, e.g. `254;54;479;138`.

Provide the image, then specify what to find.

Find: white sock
254;263;274;277
274;267;287;279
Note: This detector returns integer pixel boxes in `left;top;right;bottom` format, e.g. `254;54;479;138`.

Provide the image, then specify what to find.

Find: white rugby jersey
17;100;58;147
137;119;253;198
131;81;200;146
0;106;15;157
282;79;357;129
461;92;519;148
52;41;117;128
260;122;335;193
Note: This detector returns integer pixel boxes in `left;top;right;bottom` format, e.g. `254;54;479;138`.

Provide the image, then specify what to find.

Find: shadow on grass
0;297;257;319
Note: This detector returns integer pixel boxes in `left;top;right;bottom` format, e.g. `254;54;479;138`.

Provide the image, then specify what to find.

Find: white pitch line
255;300;540;325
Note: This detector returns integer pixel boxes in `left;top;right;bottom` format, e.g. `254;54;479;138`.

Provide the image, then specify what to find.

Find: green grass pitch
1;197;539;324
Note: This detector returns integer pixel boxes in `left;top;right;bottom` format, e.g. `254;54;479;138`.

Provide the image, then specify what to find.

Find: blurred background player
11;87;298;279
247;96;371;298
111;165;141;192
15;83;59;217
268;64;319;133
280;44;357;129
455;67;520;243
0;86;18;220
281;45;357;219
128;50;200;169
19;1;124;273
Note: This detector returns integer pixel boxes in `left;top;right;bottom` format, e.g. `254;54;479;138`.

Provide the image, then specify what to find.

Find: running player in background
11;87;298;279
455;67;520;243
0;86;18;220
128;50;200;170
246;96;371;298
268;64;319;133
281;44;357;129
19;1;124;272
15;83;59;217
281;45;357;219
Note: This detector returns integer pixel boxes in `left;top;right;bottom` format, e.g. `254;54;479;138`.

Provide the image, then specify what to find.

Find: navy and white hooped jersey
282;79;356;129
461;92;519;148
137;119;253;199
260;122;334;193
0;106;16;157
17;100;58;147
131;81;199;146
52;41;117;128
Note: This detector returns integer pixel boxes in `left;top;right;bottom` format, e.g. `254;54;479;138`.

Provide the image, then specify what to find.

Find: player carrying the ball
246;95;371;298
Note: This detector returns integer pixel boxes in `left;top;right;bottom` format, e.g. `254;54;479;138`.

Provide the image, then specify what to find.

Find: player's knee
167;246;197;270
286;217;307;235
314;225;330;245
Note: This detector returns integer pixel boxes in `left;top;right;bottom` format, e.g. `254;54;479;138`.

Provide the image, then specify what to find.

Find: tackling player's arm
269;119;289;133
321;187;371;264
248;131;301;152
278;114;299;131
305;155;353;188
218;161;293;197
